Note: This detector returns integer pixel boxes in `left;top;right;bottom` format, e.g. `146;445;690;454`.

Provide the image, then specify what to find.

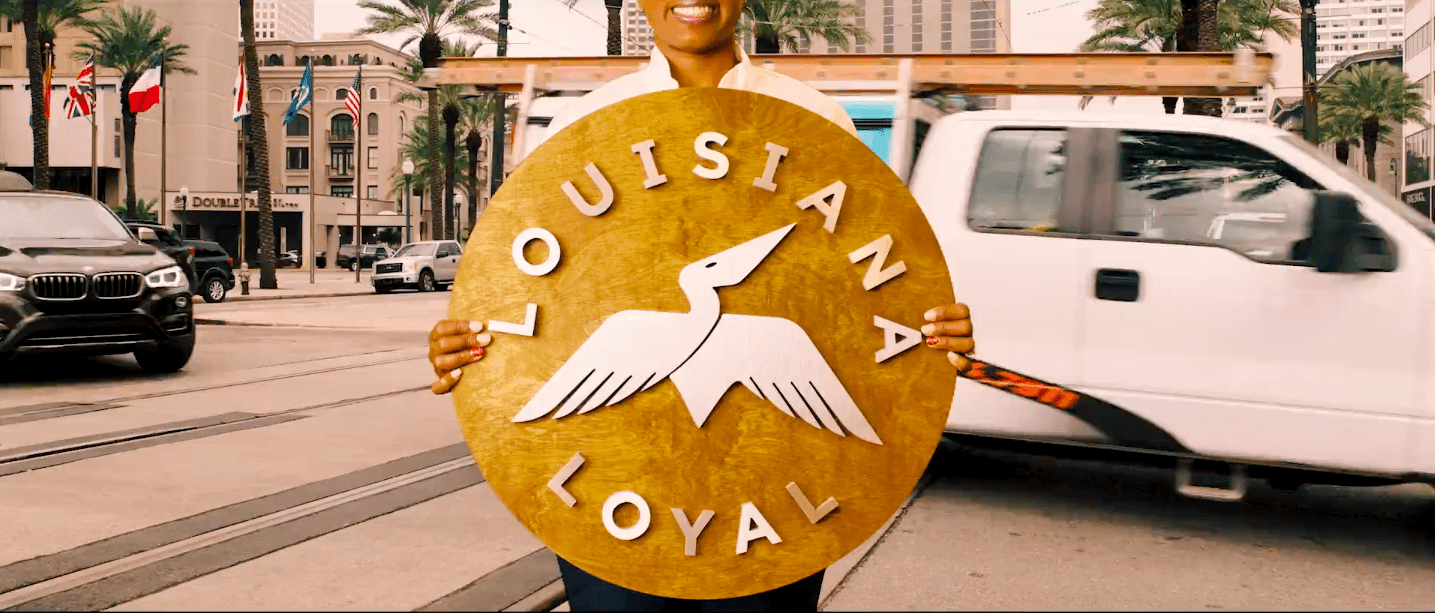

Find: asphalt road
1;292;1432;611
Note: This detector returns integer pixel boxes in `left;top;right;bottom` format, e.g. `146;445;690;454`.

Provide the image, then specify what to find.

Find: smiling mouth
671;4;717;23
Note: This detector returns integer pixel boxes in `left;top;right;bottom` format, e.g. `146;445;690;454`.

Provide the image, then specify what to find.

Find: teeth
673;5;714;17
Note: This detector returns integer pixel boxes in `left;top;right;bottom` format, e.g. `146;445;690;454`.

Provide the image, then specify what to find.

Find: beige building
0;0;240;206
618;0;1011;109
248;0;315;41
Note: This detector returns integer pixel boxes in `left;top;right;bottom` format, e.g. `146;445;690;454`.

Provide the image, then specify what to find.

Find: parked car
183;239;235;303
335;244;390;271
0;175;196;372
371;240;463;293
278;250;301;268
123;220;198;291
315;250;327;269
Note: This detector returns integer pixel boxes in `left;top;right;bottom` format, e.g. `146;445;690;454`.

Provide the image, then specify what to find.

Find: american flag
63;56;95;119
344;67;362;119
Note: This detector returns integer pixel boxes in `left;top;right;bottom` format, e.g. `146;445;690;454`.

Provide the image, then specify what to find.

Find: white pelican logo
512;223;882;445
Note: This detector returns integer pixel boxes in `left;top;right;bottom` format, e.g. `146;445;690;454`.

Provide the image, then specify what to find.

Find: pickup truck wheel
134;333;195;374
203;277;227;303
418;269;436;292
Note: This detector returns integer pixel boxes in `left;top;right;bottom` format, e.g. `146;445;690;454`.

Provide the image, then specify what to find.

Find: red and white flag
344;67;362;119
233;61;248;121
128;55;163;113
63;57;96;119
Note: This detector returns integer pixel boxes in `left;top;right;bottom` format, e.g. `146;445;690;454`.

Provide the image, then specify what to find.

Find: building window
336;88;348;101
286;147;309;170
330;114;354;141
854;0;865;53
330;146;354;176
369;87;378;100
286;114;309;137
1406;129;1430;185
883;0;895;53
399;115;406;136
367;186;379;199
331;185;353;197
367;146;378;169
286;186;309;194
941;0;953;51
367;112;379;135
912;0;924;52
265;54;283;66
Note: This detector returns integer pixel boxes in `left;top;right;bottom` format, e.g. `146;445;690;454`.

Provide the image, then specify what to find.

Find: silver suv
371;240;463;293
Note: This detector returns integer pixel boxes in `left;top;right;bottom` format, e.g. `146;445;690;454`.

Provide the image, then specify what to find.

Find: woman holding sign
425;0;975;610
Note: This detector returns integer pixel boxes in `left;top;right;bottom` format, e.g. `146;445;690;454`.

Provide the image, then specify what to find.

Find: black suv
184;239;235;303
124;220;198;291
0;181;196;373
335;244;390;271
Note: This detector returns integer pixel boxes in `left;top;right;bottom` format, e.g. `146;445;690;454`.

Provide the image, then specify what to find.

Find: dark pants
556;556;825;612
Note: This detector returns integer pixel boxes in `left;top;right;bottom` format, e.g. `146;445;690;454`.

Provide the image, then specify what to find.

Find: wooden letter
602;491;652;541
490;303;539;337
752;142;789;192
561;162;615;216
671;508;715;556
547;452;585;507
631;139;667;189
873;315;921;363
735;502;782;555
796;181;846;233
512;227;561;277
785;482;839;524
848;234;907;291
693;132;730;180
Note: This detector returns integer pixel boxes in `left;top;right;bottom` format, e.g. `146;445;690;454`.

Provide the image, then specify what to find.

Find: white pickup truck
909;110;1435;497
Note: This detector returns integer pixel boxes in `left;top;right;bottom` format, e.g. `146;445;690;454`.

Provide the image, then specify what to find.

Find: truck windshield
1277;134;1435;244
393;243;436;257
0;196;132;241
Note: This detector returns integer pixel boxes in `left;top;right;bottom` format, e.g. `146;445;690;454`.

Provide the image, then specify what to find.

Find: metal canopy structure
432;51;1275;98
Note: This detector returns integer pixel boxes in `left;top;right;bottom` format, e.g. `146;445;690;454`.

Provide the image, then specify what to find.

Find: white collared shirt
541;46;858;145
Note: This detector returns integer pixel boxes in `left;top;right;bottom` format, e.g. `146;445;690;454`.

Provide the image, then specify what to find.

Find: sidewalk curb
224;290;374;302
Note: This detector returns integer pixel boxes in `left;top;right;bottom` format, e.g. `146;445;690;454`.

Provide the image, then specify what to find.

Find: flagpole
89;73;98;200
354;68;363;284
308;75;316;285
159;53;167;228
239;126;247;267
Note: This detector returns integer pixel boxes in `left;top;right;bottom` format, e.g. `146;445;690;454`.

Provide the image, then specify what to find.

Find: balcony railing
327;165;353;179
327;130;354;143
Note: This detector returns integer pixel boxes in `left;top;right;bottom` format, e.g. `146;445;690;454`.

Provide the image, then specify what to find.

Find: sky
308;0;1298;115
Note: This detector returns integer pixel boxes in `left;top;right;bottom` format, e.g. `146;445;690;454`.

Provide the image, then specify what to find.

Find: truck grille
93;272;145;299
375;263;404;274
29;274;88;301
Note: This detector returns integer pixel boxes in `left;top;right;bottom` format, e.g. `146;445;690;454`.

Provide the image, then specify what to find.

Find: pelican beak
710;223;797;288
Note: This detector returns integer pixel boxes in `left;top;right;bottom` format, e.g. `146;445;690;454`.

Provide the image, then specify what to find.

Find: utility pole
1300;0;1318;145
490;0;510;200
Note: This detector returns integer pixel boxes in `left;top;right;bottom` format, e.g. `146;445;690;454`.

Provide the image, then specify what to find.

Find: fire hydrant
239;262;251;296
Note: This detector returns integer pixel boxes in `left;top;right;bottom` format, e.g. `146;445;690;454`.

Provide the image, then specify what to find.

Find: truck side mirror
1298;192;1396;273
136;227;158;243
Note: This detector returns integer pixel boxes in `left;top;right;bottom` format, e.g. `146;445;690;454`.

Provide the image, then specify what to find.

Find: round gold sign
449;88;955;600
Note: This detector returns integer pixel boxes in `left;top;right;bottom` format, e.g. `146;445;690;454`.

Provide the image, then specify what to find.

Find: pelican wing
668;314;882;444
512;310;704;423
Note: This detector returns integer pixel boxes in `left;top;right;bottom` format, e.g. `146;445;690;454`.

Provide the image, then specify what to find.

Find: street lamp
402;158;414;245
179;185;189;212
453;192;464;240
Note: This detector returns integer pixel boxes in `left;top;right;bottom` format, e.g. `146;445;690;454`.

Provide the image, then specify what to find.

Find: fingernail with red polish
926;336;938;346
471;347;485;359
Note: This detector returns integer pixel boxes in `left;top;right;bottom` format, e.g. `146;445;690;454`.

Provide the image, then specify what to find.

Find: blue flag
283;63;312;126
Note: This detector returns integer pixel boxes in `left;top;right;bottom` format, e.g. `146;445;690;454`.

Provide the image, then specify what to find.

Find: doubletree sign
449;89;955;600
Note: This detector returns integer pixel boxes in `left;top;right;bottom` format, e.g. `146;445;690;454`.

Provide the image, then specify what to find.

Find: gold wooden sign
449;88;955;600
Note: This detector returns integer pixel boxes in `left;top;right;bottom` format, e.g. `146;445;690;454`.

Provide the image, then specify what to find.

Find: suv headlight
145;266;187;289
0;272;24;292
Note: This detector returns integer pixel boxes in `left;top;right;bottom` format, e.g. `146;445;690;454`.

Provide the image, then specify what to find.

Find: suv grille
29;274;88;301
376;263;403;274
93;272;144;299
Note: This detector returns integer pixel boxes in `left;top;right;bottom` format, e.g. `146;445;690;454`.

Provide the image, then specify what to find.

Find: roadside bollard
239;262;251;296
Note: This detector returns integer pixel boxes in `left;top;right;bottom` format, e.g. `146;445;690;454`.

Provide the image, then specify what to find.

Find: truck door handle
1094;268;1140;302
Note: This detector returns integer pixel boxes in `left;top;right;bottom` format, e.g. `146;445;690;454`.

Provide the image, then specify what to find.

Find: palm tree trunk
1184;0;1222;117
427;92;442;241
606;0;623;55
120;77;138;217
1162;97;1178;114
240;0;277;288
22;0;50;190
443;105;459;241
1335;140;1350;165
1362;115;1380;182
465;130;481;235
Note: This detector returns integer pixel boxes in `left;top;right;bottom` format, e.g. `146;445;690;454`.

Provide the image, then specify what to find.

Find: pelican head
680;223;796;290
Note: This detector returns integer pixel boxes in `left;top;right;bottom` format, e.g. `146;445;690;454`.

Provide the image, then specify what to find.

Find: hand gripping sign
448;88;955;600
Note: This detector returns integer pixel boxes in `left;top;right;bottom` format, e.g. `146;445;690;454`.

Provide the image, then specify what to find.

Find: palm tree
461;98;494;234
1319;109;1365;166
1079;0;1297;114
237;0;279;288
387;115;471;205
396;42;485;240
1319;62;1430;182
1;0;105;190
74;6;192;220
743;0;868;53
357;0;496;242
